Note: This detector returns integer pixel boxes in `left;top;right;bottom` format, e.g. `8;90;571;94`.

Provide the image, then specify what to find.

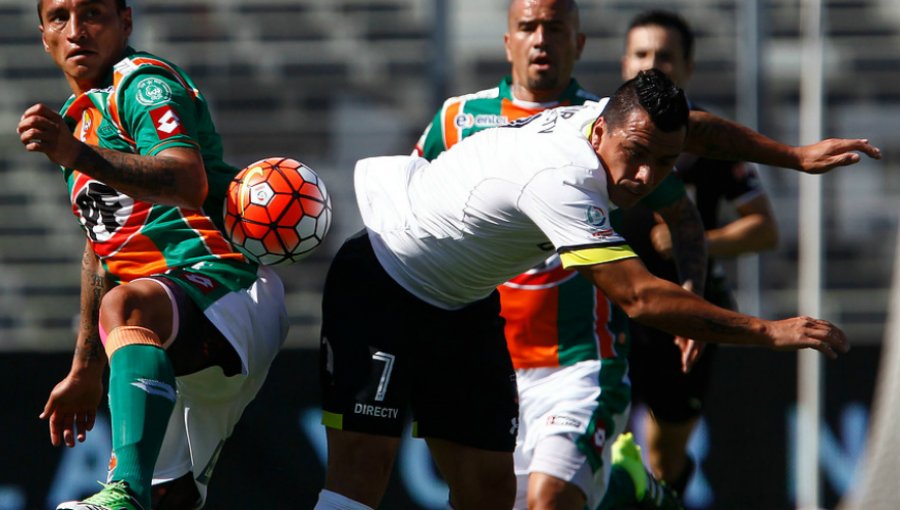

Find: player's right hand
765;316;849;358
17;103;82;168
40;372;104;448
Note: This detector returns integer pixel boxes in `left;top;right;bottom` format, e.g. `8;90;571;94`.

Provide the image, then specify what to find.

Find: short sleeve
518;166;636;268
418;109;448;161
117;69;200;156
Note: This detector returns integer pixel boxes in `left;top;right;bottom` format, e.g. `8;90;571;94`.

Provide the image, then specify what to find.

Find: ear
591;116;607;148
40;24;49;53
575;32;586;59
503;32;513;63
122;7;133;38
685;59;695;82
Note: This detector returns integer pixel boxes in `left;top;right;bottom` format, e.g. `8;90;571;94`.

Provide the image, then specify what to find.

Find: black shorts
319;232;518;452
628;274;736;423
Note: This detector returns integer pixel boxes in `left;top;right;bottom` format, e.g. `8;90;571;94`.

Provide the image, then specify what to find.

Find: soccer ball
223;157;332;265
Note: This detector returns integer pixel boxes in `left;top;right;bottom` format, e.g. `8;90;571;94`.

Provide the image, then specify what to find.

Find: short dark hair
602;68;688;133
37;0;128;23
627;9;694;61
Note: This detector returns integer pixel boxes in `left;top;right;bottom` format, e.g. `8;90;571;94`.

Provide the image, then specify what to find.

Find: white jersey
355;100;636;310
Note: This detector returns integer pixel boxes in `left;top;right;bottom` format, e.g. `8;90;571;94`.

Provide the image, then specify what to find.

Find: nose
532;24;546;46
648;54;671;75
634;164;652;186
66;16;87;42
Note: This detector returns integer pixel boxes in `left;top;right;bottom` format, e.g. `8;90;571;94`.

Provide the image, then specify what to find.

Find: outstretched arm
18;103;207;209
684;110;881;174
40;241;110;447
576;257;848;357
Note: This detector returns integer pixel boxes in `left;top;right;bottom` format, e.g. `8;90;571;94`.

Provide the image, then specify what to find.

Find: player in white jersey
314;69;876;510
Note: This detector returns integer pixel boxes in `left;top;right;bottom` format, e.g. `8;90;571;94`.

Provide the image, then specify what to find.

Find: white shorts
150;266;288;504
513;360;630;510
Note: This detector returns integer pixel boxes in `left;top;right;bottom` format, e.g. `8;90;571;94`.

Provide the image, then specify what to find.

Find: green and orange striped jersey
59;48;256;294
415;76;598;159
417;77;686;369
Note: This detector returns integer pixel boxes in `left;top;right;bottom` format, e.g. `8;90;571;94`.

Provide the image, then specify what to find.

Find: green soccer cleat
611;432;684;510
56;480;145;510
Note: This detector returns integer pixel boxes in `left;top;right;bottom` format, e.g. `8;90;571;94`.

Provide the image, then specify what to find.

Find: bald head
504;0;585;102
507;0;579;30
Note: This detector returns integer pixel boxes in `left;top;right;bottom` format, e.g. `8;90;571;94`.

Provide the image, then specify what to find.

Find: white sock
313;489;375;510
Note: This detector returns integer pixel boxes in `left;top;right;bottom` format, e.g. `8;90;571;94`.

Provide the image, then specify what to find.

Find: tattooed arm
40;241;110;447
653;195;707;296
575;257;848;357
18;103;207;209
684;110;881;174
74;240;109;372
650;195;708;372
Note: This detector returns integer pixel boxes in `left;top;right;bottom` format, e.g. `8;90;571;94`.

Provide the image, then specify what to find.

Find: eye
46;10;67;25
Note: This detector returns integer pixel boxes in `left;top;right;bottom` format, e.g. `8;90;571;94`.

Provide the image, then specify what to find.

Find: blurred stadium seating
0;0;896;350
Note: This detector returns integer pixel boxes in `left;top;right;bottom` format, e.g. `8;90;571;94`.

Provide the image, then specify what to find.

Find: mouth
67;48;95;60
530;54;554;70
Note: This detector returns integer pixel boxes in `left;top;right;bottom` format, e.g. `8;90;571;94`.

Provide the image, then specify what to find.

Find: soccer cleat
56;480;145;510
611;432;684;510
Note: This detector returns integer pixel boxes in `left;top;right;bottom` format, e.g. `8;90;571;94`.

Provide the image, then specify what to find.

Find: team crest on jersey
150;106;185;138
586;206;614;237
135;76;172;105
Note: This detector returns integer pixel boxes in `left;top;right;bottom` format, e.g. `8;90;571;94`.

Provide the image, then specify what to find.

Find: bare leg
427;437;515;510
322;428;401;508
527;472;586;510
644;415;698;485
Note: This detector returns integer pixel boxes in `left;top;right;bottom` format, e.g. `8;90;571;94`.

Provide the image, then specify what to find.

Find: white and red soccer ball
224;157;332;265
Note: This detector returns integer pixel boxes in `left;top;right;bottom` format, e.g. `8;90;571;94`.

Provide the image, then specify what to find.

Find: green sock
107;344;176;509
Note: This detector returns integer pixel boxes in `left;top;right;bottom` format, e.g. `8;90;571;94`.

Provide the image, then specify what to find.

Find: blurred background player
618;10;780;500
17;1;287;509
416;1;704;508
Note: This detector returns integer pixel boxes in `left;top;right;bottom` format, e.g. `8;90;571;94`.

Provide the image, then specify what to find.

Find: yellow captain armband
559;244;638;269
104;326;163;359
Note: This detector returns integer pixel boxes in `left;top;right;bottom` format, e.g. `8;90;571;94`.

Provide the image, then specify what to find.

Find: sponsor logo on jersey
353;403;400;419
586;205;614;237
135;76;173;105
178;272;220;294
74;180;133;243
546;414;583;428
473;114;508;127
454;113;474;129
149;106;185;139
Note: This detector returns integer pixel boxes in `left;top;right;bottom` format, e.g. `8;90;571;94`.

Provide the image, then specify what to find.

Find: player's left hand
794;138;881;174
40;372;104;448
674;336;704;373
650;223;674;259
17;103;83;168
